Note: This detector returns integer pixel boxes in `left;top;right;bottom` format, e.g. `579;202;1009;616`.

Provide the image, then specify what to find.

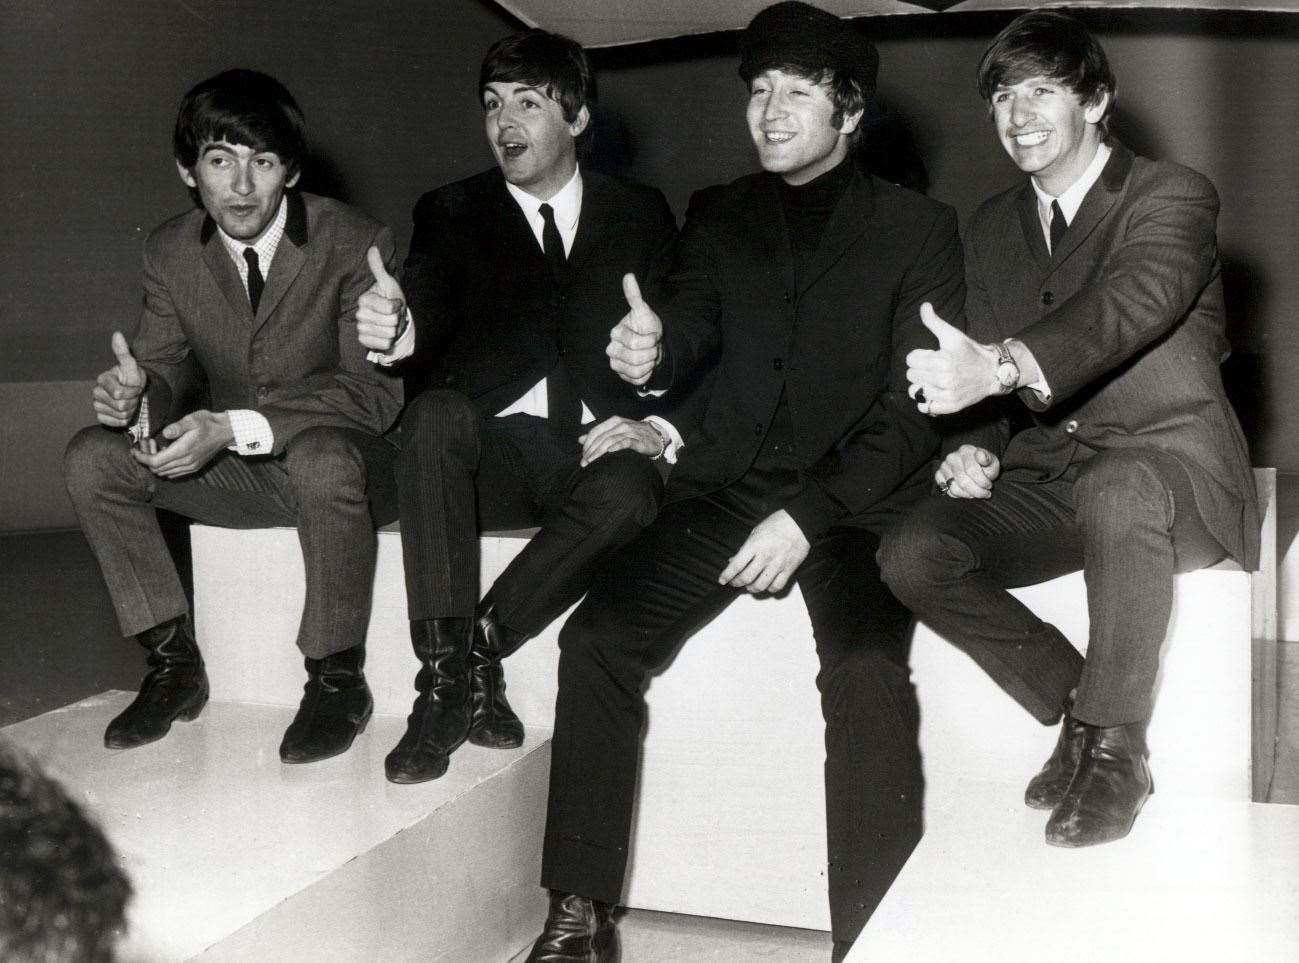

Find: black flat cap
738;1;878;97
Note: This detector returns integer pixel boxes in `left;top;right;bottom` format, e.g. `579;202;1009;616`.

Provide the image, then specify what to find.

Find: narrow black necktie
244;247;265;313
539;203;567;284
1049;199;1067;254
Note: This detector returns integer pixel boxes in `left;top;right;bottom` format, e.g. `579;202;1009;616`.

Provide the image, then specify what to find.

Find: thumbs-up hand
356;245;407;353
607;273;663;386
905;302;1002;416
92;331;147;427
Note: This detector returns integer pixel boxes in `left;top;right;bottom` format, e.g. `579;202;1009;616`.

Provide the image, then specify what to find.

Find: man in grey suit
880;11;1259;848
64;69;402;764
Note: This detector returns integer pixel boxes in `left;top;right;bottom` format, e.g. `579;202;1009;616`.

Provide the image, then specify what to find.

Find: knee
400;389;479;449
284;427;367;504
818;644;917;727
1074;451;1170;534
876;513;964;605
575;450;663;527
63;426;133;502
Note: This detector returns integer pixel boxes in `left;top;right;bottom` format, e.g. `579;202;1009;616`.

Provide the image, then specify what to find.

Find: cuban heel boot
104;615;209;749
468;601;527;749
279;644;373;764
384;618;472;783
1024;696;1086;810
1045;719;1153;848
525;890;620;963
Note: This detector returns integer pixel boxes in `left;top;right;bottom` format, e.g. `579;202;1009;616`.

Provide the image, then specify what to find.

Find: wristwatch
993;340;1020;394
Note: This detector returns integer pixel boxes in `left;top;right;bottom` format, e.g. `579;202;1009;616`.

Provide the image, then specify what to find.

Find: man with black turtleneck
524;4;966;961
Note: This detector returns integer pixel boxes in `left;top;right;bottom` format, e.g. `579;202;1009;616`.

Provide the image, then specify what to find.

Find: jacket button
783;292;791;304
754;423;764;436
1065;419;1079;433
772;358;783;371
1041;291;1055;306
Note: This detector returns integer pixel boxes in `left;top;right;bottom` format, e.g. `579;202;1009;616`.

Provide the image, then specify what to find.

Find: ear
568;104;591;138
838;106;864;137
1083;89;1110;126
285;169;301;189
175;160;198;189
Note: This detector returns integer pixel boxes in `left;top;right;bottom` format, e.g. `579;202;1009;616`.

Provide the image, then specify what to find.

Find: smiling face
482;81;588;201
746;68;861;186
177;141;298;242
991;75;1107;196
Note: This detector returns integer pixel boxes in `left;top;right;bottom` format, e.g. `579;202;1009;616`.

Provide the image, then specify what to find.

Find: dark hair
173;68;307;175
479;29;595;125
977;11;1117;130
0;741;132;962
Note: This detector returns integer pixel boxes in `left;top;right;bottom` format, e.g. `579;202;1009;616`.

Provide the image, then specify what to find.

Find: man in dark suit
64;69;402;764
523;5;964;960
355;29;679;785
880;11;1259;848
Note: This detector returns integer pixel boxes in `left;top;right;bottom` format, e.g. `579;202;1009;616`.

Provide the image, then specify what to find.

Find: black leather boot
1045;719;1153;847
384;618;472;783
525;890;619;963
1024;696;1085;810
468;602;526;749
105;615;208;749
279;644;373;764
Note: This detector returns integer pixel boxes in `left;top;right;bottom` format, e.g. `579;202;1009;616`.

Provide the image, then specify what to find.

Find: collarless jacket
657;166;966;540
134;190;403;454
963;141;1259;569
400;167;678;421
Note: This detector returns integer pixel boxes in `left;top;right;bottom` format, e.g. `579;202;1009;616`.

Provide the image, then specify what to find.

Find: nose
1009;96;1033;127
232;162;254;196
763;91;787;122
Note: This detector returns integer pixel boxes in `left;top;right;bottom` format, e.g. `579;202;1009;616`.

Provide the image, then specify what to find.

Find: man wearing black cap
524;3;964;959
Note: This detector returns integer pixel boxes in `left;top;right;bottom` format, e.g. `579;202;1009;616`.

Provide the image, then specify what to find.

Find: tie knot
243;247;260;272
539;203;556;225
1049;199;1068;253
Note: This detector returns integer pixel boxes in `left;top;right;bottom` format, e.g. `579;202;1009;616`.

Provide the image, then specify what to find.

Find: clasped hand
132;410;234;478
718;509;810;595
935;444;1001;499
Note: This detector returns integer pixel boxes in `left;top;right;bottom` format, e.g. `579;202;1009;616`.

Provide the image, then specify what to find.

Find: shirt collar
1032;141;1112;227
504;164;583;234
218;194;289;273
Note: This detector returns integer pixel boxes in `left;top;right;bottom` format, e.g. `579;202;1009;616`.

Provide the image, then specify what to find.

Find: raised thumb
622;272;645;311
919;302;961;347
366;245;401;298
111;331;141;382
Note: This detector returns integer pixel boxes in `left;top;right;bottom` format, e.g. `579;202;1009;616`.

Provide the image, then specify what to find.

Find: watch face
997;362;1018;388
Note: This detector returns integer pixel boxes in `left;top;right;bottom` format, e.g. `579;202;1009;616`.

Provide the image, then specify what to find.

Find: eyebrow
482;84;547;100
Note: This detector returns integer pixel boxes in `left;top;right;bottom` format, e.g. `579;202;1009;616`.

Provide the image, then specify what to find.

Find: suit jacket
657;166;966;541
134;190;403;454
961;141;1259;568
400;167;679;422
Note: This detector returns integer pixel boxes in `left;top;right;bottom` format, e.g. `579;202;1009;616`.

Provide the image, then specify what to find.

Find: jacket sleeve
1016;167;1220;409
400;191;464;378
784;203;967;540
257;225;405;452
136;237;206;429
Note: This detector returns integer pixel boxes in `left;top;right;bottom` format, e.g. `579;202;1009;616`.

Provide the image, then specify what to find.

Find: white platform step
850;776;1299;962
2;693;549;962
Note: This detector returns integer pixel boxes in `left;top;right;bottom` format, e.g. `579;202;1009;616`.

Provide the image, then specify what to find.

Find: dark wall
4;3;1297;466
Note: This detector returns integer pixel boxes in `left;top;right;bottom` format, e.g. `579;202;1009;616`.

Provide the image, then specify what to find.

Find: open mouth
500;141;527;158
1013;130;1050;148
764;131;795;144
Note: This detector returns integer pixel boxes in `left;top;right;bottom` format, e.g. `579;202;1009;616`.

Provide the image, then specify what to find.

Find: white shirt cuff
128;396;151;443
644;415;684;465
367;308;415;366
227;409;274;455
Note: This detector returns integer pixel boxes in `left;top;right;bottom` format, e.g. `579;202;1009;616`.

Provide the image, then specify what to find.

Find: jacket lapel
1051;141;1132;266
1016;182;1050;268
253;191;307;332
797;169;872;295
200;217;254;321
566;175;608;275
